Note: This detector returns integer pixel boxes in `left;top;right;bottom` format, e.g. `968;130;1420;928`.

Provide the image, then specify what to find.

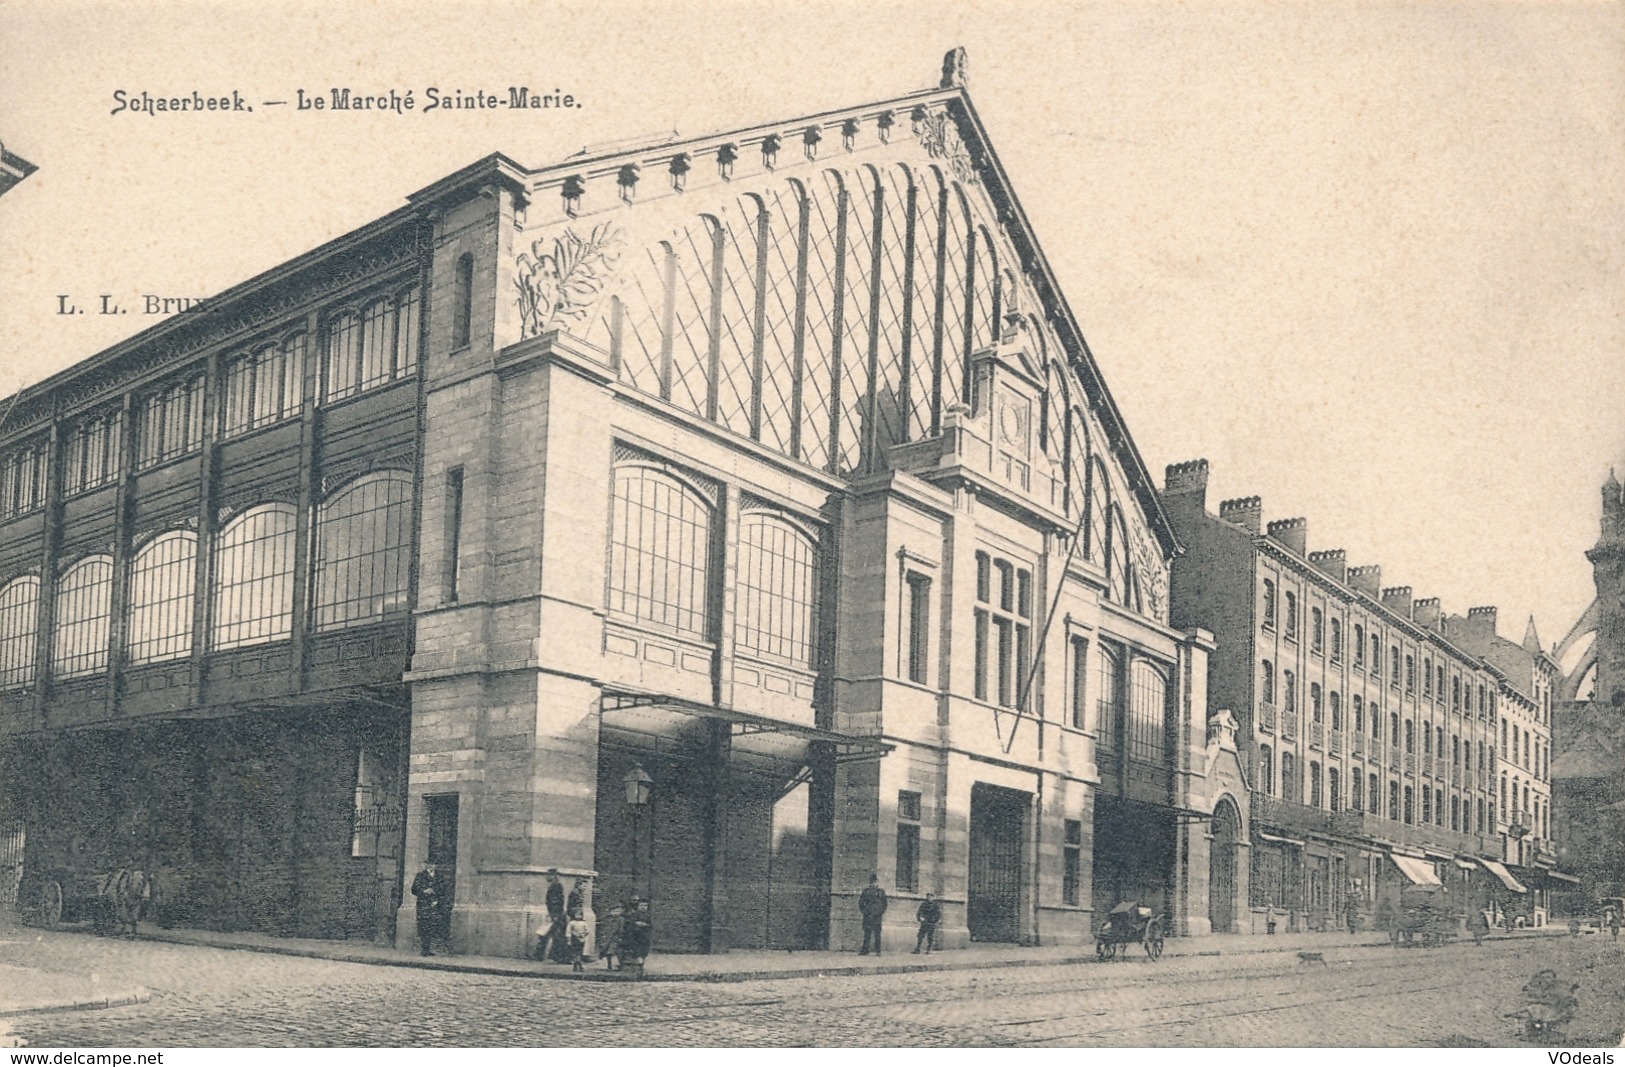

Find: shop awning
1546;870;1583;885
1390;853;1442;886
598;685;893;764
1453;859;1477;871
1478;858;1527;894
1259;832;1306;848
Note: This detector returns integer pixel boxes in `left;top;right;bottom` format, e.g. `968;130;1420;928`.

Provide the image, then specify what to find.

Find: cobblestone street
6;925;1622;1047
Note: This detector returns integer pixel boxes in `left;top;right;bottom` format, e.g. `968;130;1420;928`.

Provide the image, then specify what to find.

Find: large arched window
1094;642;1121;753
0;575;40;687
127;530;197;664
1127;659;1169;764
608;463;713;639
1106;506;1131;606
213;504;297;649
314;472;414;631
52;555;113;678
733;511;818;666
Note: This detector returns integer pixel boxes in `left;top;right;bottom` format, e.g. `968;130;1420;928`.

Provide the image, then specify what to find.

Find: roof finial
940;47;969;90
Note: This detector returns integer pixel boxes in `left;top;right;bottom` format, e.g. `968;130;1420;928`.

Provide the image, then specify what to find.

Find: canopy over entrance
597;685;892;764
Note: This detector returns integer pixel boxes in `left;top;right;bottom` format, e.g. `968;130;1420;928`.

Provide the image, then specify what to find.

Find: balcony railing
1257;701;1276;734
1310;720;1324;748
1330;730;1343;757
1352;733;1365;757
1282;708;1299;740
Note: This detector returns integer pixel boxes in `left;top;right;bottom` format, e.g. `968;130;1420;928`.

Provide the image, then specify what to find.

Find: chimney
1308;548;1347;584
1219;496;1262;534
1450;606;1498;650
1413;596;1441;629
1347;565;1381;598
1266;517;1308;557
1162;459;1210;509
1381;586;1414;619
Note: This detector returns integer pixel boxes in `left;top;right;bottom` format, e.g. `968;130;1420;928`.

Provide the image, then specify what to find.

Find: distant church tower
1556;469;1625;705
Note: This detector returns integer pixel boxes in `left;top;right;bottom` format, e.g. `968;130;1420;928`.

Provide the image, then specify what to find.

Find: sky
1;0;1620;659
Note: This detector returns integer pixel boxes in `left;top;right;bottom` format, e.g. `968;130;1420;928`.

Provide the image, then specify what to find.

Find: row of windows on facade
571;165;1160;625
892;788;1087;908
0;287;420;518
0;471;412;687
1261;579;1495;715
1254;743;1552;839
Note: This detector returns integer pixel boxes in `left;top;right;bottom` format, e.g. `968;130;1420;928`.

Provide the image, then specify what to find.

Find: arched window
1281;752;1297;802
1371;633;1382;673
1368;773;1379;814
1354;623;1365;666
1310;606;1323;652
1403;785;1415;824
1330;691;1342;731
1261;659;1275;704
127;531;197;664
1424;725;1433;756
608;463;713;639
1436;788;1445;827
1262;579;1277;629
313;472;414;631
1258;744;1274;794
1086;459;1110;564
1310;682;1322;722
1127;659;1169;764
1390;645;1400;686
52;555;113;678
1451;794;1460;831
1423;657;1433;697
1094;642;1121;753
323;288;419;403
1284;592;1298;637
0;575;40;687
1388;779;1399;820
1352;694;1364;734
1404;718;1414;753
733;512;818;666
213;504;297;649
1106;507;1131;607
453;253;474;350
1422;787;1431;824
1328;767;1340;811
1310;761;1323;807
1330;617;1342;661
1390;711;1400;746
1283;670;1296;714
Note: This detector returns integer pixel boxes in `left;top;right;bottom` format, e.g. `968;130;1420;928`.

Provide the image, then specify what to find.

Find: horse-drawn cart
1390;884;1457;947
1097;901;1165;961
17;864;151;936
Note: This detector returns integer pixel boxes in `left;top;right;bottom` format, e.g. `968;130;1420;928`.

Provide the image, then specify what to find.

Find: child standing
598;904;624;971
566;907;591;973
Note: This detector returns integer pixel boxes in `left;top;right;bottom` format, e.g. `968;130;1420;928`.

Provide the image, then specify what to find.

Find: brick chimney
1413;596;1441;629
1266;517;1308;557
1451;606;1499;648
1381;586;1414;619
1308;548;1347;584
1162;459;1210;512
1347;565;1381;598
1219;496;1262;534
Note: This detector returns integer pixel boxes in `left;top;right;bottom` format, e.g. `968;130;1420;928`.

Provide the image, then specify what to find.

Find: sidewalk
0;917;1570;1020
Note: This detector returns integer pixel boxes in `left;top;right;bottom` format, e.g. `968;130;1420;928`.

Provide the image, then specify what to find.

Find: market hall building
0;52;1237;957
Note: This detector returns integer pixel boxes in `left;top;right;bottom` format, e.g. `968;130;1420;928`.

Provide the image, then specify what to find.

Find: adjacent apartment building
0;53;1241;957
1161;460;1545;933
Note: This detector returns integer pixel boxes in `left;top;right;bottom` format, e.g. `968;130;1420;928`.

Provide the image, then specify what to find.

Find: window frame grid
125;530;198;665
51;555;113;679
607;463;714;641
211;503;298;650
733;511;819;667
0;575;41;688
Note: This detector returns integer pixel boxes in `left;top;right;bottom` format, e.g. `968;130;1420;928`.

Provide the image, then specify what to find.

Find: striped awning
1259;831;1306;848
1390;853;1442;886
1478;858;1527;894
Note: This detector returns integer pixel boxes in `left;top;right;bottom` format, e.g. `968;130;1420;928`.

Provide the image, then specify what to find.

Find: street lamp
624;763;653;899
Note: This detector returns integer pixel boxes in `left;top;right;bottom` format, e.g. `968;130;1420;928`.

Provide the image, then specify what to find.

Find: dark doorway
1208;799;1239;933
968;783;1028;942
425;794;459;920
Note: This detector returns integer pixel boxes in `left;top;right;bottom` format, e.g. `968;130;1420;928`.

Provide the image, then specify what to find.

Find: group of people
857;874;943;955
413;864;654;972
530;871;653;973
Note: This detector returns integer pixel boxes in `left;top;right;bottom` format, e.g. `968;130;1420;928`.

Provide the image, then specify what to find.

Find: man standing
410;861;441;957
858;874;888;955
537;869;566;962
913;892;942;954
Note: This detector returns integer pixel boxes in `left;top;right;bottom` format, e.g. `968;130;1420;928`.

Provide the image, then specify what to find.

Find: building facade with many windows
0;56;1236;955
1162;461;1523;934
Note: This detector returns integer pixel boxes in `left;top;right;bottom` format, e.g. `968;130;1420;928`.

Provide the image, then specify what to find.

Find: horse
93;867;152;937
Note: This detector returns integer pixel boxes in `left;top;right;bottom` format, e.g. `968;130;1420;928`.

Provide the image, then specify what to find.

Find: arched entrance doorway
1208;798;1241;934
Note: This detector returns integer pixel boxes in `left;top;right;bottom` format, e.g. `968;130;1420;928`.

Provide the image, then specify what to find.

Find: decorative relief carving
515;222;624;339
911;107;977;186
1132;523;1169;622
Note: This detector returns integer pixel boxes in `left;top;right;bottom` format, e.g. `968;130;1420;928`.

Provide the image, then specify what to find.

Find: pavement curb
0;988;151;1019
113;925;1568;985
